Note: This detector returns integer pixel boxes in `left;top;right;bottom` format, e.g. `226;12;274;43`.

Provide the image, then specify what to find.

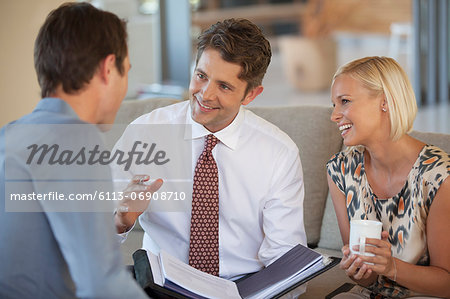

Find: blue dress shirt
0;98;148;298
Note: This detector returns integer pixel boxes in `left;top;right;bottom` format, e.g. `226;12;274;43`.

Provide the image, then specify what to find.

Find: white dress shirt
114;100;307;279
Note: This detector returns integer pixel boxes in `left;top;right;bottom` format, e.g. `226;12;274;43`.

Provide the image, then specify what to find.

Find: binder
133;245;340;299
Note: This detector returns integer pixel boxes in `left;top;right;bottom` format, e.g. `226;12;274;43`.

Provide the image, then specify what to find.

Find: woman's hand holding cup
340;244;373;280
357;231;397;281
341;219;396;281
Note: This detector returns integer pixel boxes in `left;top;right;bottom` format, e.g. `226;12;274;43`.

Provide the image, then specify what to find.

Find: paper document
160;251;241;299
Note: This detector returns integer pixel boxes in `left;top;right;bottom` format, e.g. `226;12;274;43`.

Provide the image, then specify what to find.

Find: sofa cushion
410;131;450;153
317;193;344;251
247;106;343;246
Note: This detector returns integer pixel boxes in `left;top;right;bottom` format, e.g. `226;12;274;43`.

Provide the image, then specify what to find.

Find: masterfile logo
26;141;170;171
3;123;193;212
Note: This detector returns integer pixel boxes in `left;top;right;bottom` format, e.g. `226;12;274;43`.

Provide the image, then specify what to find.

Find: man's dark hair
196;18;272;95
34;2;128;98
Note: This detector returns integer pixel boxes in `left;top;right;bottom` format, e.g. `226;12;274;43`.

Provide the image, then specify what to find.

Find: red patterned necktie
188;134;220;276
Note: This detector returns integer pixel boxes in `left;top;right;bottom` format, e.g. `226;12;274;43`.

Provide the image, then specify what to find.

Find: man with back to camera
0;2;161;298
114;18;308;282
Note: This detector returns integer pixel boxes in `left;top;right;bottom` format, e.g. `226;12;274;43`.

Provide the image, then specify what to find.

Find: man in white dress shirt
114;18;307;279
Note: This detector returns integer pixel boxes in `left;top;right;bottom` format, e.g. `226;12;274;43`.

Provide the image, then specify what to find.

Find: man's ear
242;86;263;105
98;54;116;84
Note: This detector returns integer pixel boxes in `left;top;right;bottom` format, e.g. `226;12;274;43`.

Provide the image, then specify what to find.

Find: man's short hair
333;56;417;141
195;18;272;95
34;2;128;98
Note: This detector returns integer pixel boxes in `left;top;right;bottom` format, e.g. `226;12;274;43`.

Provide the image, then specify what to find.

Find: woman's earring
382;107;387;112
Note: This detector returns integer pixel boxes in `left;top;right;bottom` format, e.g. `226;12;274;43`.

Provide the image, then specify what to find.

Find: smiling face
189;48;262;132
331;74;388;147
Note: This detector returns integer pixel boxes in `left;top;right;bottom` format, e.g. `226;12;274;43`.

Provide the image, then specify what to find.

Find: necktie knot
205;134;219;152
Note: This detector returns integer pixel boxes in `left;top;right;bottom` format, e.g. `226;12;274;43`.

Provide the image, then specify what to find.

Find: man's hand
115;175;163;234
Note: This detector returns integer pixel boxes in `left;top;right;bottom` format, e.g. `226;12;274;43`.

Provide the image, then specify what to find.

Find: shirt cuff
115;221;136;243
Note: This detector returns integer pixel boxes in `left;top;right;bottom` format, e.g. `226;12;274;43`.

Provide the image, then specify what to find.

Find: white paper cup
349;220;382;258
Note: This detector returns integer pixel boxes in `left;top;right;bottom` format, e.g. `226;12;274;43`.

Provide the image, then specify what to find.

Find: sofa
115;97;450;298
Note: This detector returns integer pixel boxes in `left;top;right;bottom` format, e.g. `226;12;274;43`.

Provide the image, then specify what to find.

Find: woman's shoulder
422;144;449;156
326;146;366;181
417;144;450;172
412;144;450;207
412;144;450;190
327;146;365;165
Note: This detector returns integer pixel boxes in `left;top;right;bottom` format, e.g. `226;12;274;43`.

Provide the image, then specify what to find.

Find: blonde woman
326;56;449;298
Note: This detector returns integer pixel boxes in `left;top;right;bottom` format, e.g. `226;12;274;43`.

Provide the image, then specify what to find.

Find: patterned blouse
327;144;450;298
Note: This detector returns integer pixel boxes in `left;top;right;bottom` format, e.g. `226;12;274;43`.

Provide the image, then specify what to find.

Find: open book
132;244;340;299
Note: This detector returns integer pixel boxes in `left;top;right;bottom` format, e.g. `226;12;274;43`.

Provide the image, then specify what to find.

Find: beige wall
0;0;65;127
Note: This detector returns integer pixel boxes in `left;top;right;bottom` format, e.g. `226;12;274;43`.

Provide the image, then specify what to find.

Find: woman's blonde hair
333;56;417;141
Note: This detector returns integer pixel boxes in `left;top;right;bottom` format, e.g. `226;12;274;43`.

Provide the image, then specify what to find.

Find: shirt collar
35;97;79;119
184;103;245;151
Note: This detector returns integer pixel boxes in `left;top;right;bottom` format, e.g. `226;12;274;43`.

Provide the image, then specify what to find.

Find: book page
160;251;241;299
